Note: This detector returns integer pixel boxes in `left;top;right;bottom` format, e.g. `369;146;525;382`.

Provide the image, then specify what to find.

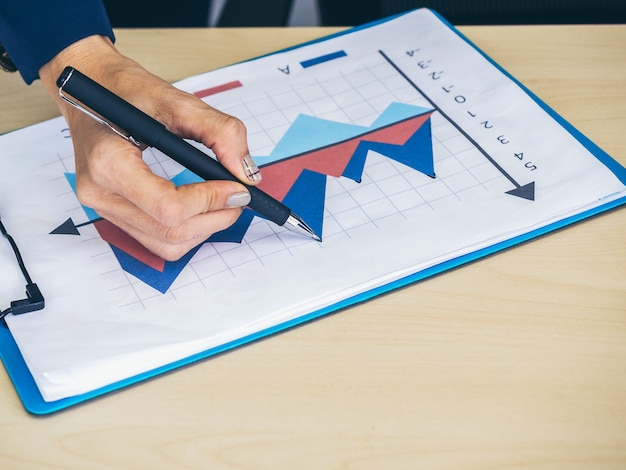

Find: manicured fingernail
227;191;251;207
242;154;262;182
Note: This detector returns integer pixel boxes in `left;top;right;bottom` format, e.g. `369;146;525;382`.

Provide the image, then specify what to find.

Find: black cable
0;214;45;320
0;216;33;284
0;308;11;322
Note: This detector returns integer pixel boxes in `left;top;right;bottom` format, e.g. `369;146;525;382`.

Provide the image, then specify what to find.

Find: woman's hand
39;35;260;261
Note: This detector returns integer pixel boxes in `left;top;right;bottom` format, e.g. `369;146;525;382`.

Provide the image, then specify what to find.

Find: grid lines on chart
55;50;515;307
158;50;514;301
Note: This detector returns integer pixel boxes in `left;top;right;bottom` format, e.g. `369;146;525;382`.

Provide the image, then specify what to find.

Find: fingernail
242;154;262;182
227;191;251;207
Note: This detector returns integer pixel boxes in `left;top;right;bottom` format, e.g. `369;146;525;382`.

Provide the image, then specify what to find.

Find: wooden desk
1;25;625;469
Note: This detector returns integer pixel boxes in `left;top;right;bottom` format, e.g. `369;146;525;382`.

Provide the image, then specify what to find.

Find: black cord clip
1;214;45;324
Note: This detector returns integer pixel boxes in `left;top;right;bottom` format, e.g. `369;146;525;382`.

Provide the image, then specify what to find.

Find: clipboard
1;9;625;414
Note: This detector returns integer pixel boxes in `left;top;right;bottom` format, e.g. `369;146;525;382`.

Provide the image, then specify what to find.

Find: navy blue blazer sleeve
0;0;115;84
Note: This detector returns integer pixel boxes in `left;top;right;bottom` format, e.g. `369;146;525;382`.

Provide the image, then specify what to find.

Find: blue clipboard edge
1;8;625;414
2;195;625;415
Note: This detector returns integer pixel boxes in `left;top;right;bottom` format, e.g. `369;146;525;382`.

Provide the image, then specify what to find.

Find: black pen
56;66;321;242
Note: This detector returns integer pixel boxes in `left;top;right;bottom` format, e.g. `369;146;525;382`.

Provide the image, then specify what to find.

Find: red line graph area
257;112;433;201
94;219;166;272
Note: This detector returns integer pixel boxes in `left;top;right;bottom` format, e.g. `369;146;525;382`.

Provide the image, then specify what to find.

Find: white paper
2;9;624;401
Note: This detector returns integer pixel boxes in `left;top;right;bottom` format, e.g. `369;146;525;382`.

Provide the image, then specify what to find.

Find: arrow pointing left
50;217;101;235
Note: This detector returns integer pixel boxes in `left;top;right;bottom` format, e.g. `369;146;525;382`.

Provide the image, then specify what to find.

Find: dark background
102;0;626;28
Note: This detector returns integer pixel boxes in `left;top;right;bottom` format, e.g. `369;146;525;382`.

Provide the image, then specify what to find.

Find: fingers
75;137;251;261
152;88;263;185
78;175;250;262
84;144;243;226
92;189;246;262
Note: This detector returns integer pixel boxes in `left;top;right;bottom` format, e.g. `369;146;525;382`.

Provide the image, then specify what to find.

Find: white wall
288;0;320;26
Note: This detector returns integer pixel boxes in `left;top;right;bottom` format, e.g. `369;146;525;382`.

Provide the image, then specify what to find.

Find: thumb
184;180;252;215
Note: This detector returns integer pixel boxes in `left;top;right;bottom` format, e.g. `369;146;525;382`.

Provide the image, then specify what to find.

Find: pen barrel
57;67;291;226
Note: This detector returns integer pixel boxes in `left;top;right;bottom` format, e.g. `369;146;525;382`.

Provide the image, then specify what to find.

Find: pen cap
57;67;165;147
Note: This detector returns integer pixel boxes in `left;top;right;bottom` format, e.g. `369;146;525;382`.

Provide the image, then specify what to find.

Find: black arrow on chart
504;178;535;200
50;217;103;235
379;50;535;201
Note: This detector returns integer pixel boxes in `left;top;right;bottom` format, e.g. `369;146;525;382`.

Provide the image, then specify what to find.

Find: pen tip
284;213;322;242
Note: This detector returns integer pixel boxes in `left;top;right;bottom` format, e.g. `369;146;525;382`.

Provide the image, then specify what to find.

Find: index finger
154;89;262;185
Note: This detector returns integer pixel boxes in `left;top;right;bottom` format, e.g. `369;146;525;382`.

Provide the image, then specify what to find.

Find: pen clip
58;79;144;148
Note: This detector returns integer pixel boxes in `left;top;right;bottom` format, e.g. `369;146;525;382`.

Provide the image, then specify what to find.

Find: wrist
40;35;118;91
38;35;145;126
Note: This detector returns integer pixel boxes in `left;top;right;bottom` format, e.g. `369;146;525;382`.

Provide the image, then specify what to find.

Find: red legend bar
194;80;243;98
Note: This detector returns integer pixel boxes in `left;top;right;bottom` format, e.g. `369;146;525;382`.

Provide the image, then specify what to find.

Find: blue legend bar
300;50;348;68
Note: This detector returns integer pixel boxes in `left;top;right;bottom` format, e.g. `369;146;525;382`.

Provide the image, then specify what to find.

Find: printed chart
49;47;518;300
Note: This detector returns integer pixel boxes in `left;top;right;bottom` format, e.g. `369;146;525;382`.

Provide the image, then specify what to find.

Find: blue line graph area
255;102;433;166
